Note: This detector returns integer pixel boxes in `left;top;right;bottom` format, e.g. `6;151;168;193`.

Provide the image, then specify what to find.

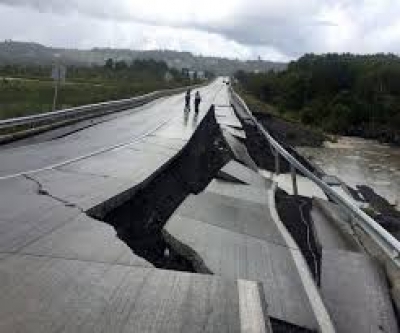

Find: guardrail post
291;165;298;196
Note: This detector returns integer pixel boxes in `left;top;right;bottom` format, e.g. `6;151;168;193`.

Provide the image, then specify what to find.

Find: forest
235;54;400;143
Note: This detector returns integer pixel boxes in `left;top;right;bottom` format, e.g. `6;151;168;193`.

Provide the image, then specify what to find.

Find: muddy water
298;137;400;210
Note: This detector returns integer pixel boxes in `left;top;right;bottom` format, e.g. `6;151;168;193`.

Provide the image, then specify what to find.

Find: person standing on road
194;91;201;113
185;89;191;110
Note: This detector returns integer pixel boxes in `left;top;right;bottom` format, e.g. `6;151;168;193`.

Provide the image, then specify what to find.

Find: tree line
235;53;400;138
0;58;194;84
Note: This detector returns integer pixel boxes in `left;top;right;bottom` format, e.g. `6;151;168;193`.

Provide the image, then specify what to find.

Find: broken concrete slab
216;169;248;184
85;108;234;268
312;198;363;252
175;191;285;244
29;112;222;215
205;179;268;205
321;249;398;333
217;161;267;188
310;199;362;253
215;105;243;129
222;130;258;171
265;171;328;199
22;214;152;268
0;254;271;333
217;117;243;129
221;125;247;139
164;214;318;330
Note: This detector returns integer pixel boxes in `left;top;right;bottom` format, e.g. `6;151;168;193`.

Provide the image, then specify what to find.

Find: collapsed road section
230;89;399;333
87;101;334;331
88;107;233;270
0;79;398;332
86;93;398;332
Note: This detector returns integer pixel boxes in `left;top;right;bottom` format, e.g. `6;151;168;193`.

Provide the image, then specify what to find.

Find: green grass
0;77;187;120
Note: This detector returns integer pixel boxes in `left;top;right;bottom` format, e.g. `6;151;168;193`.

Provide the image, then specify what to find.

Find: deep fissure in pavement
88;107;232;272
275;188;322;285
270;318;317;333
230;98;322;176
231;98;322;284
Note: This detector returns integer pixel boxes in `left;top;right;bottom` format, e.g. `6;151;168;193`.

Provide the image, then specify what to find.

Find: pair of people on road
185;89;201;113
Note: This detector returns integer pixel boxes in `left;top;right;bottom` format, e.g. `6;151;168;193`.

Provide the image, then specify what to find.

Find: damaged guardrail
230;87;400;268
0;83;206;141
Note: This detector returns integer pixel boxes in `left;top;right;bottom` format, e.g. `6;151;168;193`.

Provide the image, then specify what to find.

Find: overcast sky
1;0;400;61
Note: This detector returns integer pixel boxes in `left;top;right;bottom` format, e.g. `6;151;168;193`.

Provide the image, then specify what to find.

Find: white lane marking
0;82;223;181
0;116;173;181
267;183;336;333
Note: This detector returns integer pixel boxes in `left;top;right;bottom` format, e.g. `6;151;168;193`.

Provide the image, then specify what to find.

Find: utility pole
51;54;65;112
52;67;59;112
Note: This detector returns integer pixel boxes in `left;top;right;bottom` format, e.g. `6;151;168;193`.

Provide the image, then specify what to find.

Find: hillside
235;53;400;145
0;41;286;75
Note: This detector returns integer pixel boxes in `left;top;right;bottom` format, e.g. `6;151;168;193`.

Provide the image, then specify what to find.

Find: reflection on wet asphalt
192;112;199;129
183;110;190;126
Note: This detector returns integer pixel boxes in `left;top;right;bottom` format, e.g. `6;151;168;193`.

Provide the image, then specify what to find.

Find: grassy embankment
0;59;201;121
0;77;189;121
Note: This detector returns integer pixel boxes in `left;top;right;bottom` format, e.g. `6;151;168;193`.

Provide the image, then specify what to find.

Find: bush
324;104;352;133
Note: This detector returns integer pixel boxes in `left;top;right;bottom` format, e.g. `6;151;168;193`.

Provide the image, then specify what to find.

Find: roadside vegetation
235;54;400;144
0;59;204;120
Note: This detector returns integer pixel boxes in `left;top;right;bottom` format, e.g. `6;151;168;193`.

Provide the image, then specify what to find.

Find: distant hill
0;40;287;75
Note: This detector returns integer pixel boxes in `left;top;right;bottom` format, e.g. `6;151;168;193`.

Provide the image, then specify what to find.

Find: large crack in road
87;107;233;272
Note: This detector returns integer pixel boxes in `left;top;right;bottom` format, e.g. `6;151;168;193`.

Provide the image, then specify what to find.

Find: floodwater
298;137;400;210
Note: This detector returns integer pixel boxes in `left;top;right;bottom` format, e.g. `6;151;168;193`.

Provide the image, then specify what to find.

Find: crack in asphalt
22;174;85;213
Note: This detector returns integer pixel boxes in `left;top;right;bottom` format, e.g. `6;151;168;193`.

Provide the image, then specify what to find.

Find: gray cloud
1;0;400;60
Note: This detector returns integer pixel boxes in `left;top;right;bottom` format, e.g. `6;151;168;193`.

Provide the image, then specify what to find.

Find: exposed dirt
357;185;400;239
231;97;323;284
253;112;326;148
274;188;322;285
231;99;324;177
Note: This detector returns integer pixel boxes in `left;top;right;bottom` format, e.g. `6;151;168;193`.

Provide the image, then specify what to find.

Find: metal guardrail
230;88;400;268
0;84;204;132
